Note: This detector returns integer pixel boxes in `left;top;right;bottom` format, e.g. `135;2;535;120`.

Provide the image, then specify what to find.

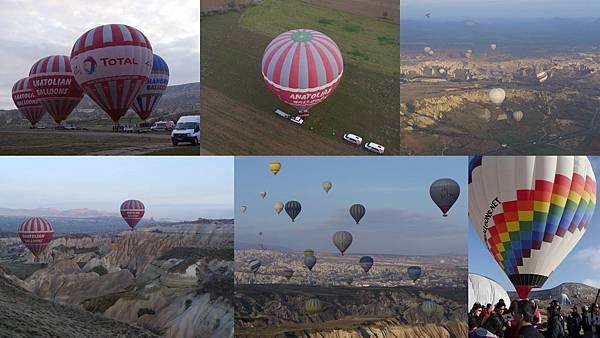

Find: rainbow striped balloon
469;156;596;299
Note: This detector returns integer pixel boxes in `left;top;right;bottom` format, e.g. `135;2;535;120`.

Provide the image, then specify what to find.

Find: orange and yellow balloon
269;161;281;175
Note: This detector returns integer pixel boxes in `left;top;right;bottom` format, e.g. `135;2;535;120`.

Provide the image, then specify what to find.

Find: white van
365;142;385;154
171;115;200;146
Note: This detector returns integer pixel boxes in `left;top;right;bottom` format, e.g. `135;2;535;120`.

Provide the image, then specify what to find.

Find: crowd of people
468;299;600;337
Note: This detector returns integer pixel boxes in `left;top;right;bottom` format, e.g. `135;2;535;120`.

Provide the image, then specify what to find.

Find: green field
201;0;400;152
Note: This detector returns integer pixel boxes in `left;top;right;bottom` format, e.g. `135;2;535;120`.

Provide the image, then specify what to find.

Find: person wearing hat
567;306;582;338
514;300;543;338
547;302;566;338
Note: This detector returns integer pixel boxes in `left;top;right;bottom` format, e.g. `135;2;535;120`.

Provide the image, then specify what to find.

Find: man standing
567;306;581;338
514;300;543;338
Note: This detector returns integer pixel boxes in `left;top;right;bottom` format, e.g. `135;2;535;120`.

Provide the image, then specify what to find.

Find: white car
171;115;200;146
365;142;385;154
290;116;304;125
343;133;363;145
274;109;290;119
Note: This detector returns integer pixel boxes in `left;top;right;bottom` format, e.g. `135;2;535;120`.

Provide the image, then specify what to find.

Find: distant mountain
0;207;117;218
234;241;294;252
0;82;199;127
508;282;599;304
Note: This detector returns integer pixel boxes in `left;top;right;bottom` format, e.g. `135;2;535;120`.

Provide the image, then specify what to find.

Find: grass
200;1;400;151
145;145;200;155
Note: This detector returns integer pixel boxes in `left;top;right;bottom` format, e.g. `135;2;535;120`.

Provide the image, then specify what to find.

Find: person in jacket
567;306;581;338
547;303;566;338
530;300;541;329
587;303;600;338
470;303;483;331
482;304;494;324
470;314;506;338
506;300;520;338
514;300;544;338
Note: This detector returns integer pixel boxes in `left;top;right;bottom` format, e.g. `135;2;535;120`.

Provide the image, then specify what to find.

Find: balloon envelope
489;88;506;105
259;191;267;199
70;24;153;122
249;259;261;274
131;53;169;120
273;202;284;214
408;266;422;281
430;178;460;216
305;298;323;314
29;55;84;124
304;255;317;271
241;206;247;213
12;77;46;126
285;201;302;222
18;217;54;258
120;199;145;229
303;249;315;257
349;204;366;224
468;273;510;310
322;181;332;193
469;156;596;299
359;256;374;274
332;231;353;255
268;161;281;175
421;301;437;316
513;111;524;122
560;293;571;305
262;29;343;114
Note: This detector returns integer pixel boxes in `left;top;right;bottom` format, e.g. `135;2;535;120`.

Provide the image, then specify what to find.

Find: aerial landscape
0;157;234;338
234;156;467;336
201;0;400;155
400;0;600;155
0;0;200;155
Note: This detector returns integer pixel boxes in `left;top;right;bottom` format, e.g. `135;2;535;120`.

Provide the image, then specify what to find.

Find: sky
0;156;233;220
401;0;600;20
0;0;199;109
235;156;468;256
469;157;600;294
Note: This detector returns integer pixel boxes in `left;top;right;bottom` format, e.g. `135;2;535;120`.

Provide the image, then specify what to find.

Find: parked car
290;116;304;125
171;115;200;146
151;121;175;131
365;142;385;154
343;133;363;145
274;109;290;119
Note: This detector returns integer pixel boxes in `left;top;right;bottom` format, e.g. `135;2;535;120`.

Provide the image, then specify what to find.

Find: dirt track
200;87;367;155
303;0;399;22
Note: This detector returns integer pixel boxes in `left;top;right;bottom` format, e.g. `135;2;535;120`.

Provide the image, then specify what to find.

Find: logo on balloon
83;56;97;75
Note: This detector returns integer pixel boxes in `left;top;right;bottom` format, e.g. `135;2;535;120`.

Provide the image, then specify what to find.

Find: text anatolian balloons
349;204;366;224
29;55;84;124
285;201;302;222
120;199;145;230
262;29;343;116
332;231;353;255
70;24;153;122
430;178;460;217
131;53;169;121
469;156;596;299
12;77;46;127
18;217;54;258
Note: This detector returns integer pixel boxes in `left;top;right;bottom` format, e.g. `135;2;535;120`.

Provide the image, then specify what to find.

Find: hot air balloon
359;256;374;274
120;199;145;230
305;298;323;314
304;249;315;257
344;275;354;285
349;204;366;224
468;273;510;310
465;49;473;59
70;24;153;123
131;53;169;120
282;268;294;280
304;255;317;271
322;181;332;193
513;111;524;122
469;156;596;299
273;202;284;214
261;29;343;117
332;231;352;255
424;47;432;54
537;71;548;84
12;77;46;127
430;178;460;217
249;259;261;274
490;44;497;51
421;300;437;316
560;293;571;305
241;206;247;213
285;201;302;222
489;88;506;106
29;55;84;125
268;161;281;175
259;191;267;199
407;266;422;281
18;217;54;259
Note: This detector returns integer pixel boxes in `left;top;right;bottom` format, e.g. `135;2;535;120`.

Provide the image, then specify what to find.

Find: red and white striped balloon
11;77;46;126
120;199;145;230
18;217;54;258
70;24;153;122
262;29;343;115
29;55;84;124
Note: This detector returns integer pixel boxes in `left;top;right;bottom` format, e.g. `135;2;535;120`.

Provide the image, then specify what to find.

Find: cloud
575;246;600;271
582;279;600;288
